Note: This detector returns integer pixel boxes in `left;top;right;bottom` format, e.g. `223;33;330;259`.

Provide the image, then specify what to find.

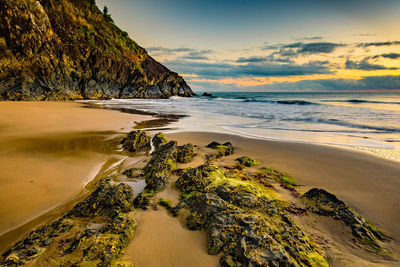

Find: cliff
0;0;194;100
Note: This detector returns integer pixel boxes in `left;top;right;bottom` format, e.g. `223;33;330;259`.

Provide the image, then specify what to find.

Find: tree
103;6;108;14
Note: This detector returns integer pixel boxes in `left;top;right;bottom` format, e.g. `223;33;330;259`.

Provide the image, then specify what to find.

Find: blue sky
97;0;400;92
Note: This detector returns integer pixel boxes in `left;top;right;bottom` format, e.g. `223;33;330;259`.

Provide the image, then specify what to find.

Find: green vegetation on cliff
0;0;194;100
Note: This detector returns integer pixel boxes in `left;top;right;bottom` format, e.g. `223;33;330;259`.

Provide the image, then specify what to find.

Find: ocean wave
323;99;400;105
243;99;318;105
282;117;400;133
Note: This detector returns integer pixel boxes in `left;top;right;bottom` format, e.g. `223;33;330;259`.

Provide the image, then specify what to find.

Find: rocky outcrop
173;164;328;266
121;130;150;152
235;156;259;167
144;140;177;191
303;188;391;256
177;143;194;163
152;132;168;150
1;182;136;266
0;0;194;100
206;141;234;157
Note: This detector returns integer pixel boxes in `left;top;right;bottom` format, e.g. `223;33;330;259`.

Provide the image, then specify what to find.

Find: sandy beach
0;101;151;253
0;102;399;266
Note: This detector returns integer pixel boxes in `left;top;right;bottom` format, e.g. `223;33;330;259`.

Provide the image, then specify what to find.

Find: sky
97;0;400;92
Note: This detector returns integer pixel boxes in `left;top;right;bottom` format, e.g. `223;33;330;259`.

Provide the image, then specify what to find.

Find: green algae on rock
1;183;136;266
206;141;234;157
144;141;177;191
177;143;195;163
0;0;194;100
173;164;328;266
235;156;260;167
259;166;298;187
121;130;150;152
152;132;168;150
303;188;391;256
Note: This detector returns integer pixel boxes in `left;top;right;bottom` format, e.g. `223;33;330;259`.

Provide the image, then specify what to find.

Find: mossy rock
303;188;391;256
152;132;168;149
68;183;134;218
133;190;156;210
144;141;177;191
235;156;260;167
122;167;143;178
121;130;150;152
177;143;194;163
206;141;234;157
173;165;328;266
259;166;297;187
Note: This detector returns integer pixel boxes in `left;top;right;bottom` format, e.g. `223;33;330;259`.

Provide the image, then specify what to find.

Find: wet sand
167;132;400;241
0;101;151;252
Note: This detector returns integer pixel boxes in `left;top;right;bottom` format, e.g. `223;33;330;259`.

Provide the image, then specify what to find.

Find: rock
1;183;136;266
152;132;168;149
144;141;177;191
122;167;143;178
133;190;156;210
202;92;214;97
206;141;234;157
121;130;150;152
68;183;134;218
175;164;221;194
0;0;194;100
235;156;259;167
177;143;194;163
174;165;328;266
259;166;298;187
303;188;391;255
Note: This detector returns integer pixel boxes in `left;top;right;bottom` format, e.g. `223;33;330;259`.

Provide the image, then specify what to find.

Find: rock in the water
121;130;150;152
202;92;214;97
174;164;328;266
177;143;194;163
144;141;177;191
69;183;134;218
152;132;168;150
303;188;390;255
235;156;260;167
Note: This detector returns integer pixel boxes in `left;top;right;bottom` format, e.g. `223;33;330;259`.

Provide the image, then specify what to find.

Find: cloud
293;36;323;41
357;41;400;47
285;42;345;54
345;58;397;70
181;49;213;60
236;56;268;63
164;59;333;78
189;75;400;92
373;53;400;60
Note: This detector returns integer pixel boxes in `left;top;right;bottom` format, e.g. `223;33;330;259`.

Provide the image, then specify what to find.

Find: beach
0;101;152;253
0;102;399;266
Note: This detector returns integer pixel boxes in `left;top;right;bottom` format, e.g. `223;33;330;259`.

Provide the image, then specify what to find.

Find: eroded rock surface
206;141;234;157
174;164;328;266
303;188;391;256
121;130;150;152
177;143;194;163
1;183;136;266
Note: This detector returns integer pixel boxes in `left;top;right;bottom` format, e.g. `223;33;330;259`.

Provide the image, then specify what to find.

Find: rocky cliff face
0;0;194;100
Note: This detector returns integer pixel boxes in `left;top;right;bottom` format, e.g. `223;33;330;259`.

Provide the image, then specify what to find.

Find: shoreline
0;101;399;265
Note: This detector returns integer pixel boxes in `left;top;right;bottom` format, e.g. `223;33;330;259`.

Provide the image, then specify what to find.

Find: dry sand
0;101;151;253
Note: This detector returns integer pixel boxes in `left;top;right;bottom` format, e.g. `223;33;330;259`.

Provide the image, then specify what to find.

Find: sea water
86;92;400;161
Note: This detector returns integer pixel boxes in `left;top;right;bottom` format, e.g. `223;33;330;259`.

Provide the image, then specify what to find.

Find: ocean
86;92;400;161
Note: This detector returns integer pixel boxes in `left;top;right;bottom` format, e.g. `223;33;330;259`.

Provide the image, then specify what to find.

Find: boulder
121;130;150;152
303;188;390;255
152;132;168;149
206;141;234;157
144;141;177;191
235;156;260;167
177;143;194;163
